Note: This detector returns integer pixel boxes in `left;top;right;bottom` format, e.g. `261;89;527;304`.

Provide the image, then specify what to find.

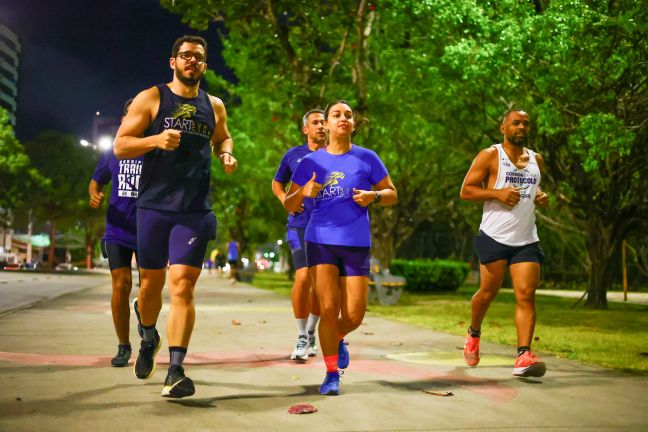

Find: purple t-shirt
92;153;143;250
291;145;388;247
274;143;315;229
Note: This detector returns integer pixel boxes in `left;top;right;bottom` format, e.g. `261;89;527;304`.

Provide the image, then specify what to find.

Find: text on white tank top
479;143;541;246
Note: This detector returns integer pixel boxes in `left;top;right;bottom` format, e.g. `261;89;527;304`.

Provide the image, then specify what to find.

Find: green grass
253;271;648;375
252;271;294;297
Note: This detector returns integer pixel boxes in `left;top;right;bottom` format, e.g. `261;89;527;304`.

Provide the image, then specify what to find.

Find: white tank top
479;144;541;246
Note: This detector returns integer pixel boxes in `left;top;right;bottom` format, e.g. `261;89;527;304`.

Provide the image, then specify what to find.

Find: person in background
272;108;326;361
88;98;142;368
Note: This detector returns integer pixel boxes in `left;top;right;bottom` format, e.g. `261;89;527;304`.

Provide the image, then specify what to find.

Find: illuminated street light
97;135;114;151
79;136;114;152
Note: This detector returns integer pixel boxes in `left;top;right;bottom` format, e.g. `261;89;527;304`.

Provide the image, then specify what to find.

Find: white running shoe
307;333;318;357
290;335;309;361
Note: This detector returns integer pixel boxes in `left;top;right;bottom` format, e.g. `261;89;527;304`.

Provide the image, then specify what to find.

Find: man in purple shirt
272;109;325;361
88;98;143;367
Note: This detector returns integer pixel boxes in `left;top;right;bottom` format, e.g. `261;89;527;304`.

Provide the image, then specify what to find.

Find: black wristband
219;151;232;159
374;191;382;204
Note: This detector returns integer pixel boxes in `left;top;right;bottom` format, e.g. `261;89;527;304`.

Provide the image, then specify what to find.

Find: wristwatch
374;191;382;204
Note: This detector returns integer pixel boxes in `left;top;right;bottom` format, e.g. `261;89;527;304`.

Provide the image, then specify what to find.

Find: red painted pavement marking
0;351;287;367
0;351;517;404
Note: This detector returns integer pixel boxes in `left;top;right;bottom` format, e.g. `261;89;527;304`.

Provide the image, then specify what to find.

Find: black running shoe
161;366;195;398
134;331;161;379
133;298;144;339
111;344;132;367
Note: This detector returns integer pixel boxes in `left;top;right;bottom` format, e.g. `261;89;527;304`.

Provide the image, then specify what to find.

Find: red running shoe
513;351;546;377
463;332;480;367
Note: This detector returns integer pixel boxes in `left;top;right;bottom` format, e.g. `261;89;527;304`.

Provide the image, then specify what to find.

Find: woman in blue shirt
284;100;398;395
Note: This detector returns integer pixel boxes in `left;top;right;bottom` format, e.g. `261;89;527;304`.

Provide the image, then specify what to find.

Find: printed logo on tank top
504;168;537;199
317;171;353;199
118;160;142;198
163;102;213;139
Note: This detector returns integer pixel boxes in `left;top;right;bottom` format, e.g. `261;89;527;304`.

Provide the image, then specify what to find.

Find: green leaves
569;114;635;172
0;109;49;212
162;0;648;283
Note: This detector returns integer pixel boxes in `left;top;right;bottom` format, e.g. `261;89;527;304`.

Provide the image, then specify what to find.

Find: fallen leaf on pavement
288;403;318;414
423;390;453;397
231;320;241;325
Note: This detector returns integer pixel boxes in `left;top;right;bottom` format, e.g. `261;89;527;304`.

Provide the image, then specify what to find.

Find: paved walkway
0;274;647;431
536;289;648;305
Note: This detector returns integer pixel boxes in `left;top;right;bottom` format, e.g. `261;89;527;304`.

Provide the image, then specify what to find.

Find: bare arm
352;175;398;207
271;179;286;203
284;173;320;213
210;96;237;175
114;87;181;159
273;179;305;214
88;180;105;209
460;148;520;206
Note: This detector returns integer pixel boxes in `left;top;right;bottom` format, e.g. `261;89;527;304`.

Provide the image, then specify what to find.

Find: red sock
324;354;338;372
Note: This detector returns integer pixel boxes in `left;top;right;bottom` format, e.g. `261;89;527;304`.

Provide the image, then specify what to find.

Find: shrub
390;259;470;292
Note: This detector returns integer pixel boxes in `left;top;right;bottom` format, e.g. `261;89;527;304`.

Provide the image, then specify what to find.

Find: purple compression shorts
305;241;370;277
137;208;216;269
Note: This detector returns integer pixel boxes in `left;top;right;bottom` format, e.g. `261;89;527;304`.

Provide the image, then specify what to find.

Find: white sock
295;318;307;337
306;314;320;334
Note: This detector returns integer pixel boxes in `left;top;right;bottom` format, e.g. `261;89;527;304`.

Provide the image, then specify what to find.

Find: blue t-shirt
227;241;239;261
92;153;144;250
291;145;388;247
273;143;315;229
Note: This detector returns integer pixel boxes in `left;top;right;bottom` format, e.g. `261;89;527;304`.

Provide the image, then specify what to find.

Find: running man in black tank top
114;35;237;398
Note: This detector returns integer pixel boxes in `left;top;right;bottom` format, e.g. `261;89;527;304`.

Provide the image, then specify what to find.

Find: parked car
22;261;40;270
55;263;79;272
3;262;21;271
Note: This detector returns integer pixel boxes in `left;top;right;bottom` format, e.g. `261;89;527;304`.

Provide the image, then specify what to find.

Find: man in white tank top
459;109;550;378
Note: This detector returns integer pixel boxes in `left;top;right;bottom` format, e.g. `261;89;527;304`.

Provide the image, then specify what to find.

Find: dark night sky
1;0;229;142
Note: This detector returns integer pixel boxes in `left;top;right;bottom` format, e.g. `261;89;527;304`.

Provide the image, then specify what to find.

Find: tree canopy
162;0;648;307
0;108;48;217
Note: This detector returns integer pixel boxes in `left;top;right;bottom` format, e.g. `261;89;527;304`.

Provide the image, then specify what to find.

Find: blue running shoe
319;371;340;395
337;339;349;369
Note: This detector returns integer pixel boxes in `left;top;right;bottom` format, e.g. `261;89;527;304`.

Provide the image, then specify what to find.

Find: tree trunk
372;232;395;269
85;230;93;270
371;206;416;268
48;220;56;267
584;218;613;309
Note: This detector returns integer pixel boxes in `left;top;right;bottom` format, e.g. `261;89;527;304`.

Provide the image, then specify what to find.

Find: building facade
0;24;20;125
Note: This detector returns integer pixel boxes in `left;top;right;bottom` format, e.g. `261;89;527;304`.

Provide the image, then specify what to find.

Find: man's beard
508;133;528;147
312;135;326;146
176;68;204;86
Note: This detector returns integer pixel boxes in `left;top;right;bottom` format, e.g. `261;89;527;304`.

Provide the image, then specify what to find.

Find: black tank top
137;84;215;212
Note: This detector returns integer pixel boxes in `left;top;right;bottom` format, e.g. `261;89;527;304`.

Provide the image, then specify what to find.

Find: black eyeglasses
177;51;206;63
